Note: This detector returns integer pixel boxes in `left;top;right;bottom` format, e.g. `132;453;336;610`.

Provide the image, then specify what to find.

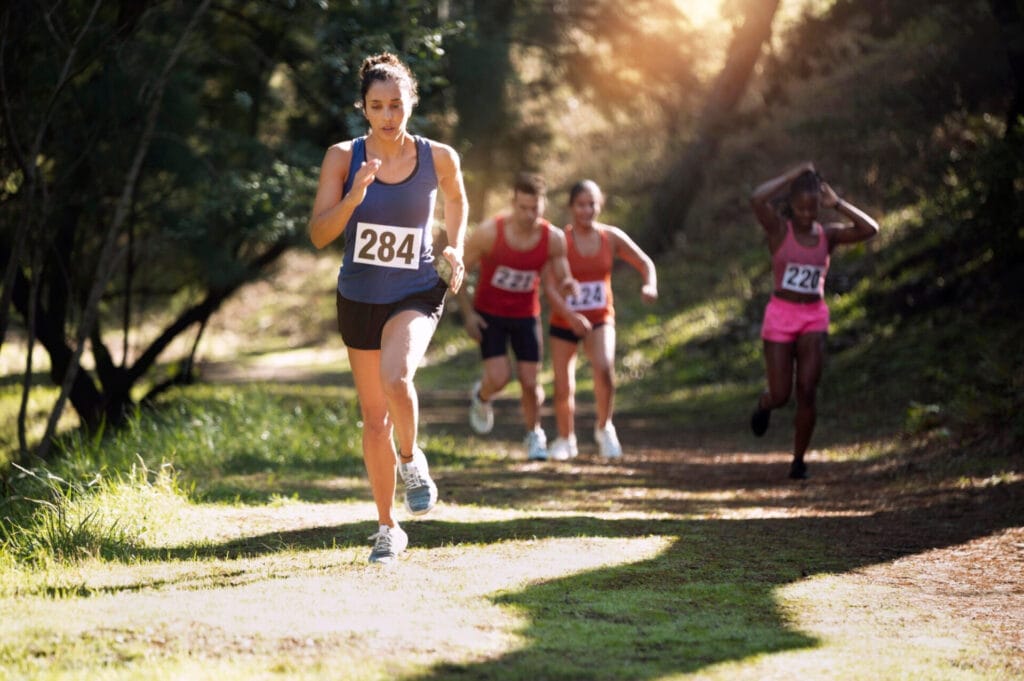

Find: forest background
0;1;1022;677
1;0;1021;455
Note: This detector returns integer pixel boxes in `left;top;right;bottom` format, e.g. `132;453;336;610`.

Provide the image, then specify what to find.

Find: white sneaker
468;380;494;434
368;524;408;564
399;448;438;516
595;423;622;459
525;428;548;461
548;434;578;461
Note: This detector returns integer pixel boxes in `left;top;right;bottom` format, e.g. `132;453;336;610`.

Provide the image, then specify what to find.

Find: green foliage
904;402;947;436
0;459;188;565
66;384;365;483
0;0;462;433
0;382;366;566
445;0;699;219
596;2;1024;448
160;160;320;289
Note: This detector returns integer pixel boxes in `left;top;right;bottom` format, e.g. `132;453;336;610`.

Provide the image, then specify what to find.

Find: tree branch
38;0;214;458
127;238;290;385
0;0;102;350
645;0;780;252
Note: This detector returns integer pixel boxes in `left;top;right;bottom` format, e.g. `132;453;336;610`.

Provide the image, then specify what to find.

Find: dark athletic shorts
336;280;447;350
549;322;607;344
476;310;542;362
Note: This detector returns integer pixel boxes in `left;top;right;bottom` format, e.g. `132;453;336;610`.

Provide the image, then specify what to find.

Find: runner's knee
764;386;791;408
593;363;615;388
360;412;392;442
484;366;511;392
795;381;817;408
381;372;414;402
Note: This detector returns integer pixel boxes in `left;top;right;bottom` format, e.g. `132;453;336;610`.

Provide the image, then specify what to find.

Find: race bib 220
781;262;824;294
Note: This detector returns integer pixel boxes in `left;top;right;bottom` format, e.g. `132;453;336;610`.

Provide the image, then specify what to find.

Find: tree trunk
37;0;213;459
448;0;515;222
17;250;42;454
983;0;1024;272
646;0;780;252
11;268;104;431
987;0;1024;134
0;0;104;350
130;239;289;385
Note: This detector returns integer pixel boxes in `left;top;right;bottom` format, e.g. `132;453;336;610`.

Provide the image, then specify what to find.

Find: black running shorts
476;310;542;362
549;322;606;344
336;280;447;350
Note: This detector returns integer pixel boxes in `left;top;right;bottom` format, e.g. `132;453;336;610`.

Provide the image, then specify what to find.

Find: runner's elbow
309;225;330;250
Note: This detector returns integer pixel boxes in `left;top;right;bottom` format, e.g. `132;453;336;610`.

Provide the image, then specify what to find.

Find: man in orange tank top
750;162;879;479
455;173;577;461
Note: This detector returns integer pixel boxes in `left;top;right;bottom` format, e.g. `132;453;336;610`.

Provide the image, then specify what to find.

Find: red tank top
473;215;550;318
772;221;830;297
551;226;614;328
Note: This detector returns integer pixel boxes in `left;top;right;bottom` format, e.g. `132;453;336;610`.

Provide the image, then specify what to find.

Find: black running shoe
789;459;808;480
750;408;771;437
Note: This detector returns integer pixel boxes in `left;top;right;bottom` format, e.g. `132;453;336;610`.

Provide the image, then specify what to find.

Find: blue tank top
337;135;440;303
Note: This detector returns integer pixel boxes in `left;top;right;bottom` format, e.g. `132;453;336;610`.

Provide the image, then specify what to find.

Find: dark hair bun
359;52;402;80
357;51;419;106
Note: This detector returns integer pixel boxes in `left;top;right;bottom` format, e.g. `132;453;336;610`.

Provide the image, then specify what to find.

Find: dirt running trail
416;388;1024;670
198;358;1024;670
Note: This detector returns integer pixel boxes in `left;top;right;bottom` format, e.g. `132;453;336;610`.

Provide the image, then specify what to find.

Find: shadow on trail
122;475;1022;680
417;384;903;462
408;479;1022;681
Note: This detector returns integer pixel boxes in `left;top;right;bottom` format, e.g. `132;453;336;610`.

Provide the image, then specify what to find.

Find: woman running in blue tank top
309;52;468;563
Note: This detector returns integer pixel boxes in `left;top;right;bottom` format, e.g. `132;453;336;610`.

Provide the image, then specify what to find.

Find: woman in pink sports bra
749;162;879;479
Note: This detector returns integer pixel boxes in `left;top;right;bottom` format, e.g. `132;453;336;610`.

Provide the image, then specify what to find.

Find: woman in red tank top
750;162;879;479
543;180;658;461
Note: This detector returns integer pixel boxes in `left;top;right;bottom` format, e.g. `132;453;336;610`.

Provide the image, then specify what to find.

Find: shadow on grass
110;475;1021;680
417;476;1021;681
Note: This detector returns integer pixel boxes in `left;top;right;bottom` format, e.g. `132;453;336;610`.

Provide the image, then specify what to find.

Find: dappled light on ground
2;440;1020;678
1;500;678;675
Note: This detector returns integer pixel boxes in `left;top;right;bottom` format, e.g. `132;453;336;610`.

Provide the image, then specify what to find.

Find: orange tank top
550;226;614;329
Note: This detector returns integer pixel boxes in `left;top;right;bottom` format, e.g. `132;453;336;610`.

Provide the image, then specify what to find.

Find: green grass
1;469;1018;679
2;20;1023;677
2;181;1021;681
1;353;1021;681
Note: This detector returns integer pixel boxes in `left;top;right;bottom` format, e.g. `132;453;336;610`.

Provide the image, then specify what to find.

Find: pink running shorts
761;296;830;343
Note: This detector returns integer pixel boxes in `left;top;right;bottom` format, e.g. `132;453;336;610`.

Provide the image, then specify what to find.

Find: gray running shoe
595;423;622;459
368;524;408;564
399;447;438;516
525;428;548;461
469;380;494;434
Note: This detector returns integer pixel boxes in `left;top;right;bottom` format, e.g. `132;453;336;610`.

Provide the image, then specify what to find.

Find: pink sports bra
772;221;830;298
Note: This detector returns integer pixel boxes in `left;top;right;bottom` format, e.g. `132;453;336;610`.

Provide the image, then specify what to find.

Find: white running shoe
468;380;494;434
399;447;438;516
595;423;622;459
548;434;578;461
368;524;408;564
525;428;548;461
